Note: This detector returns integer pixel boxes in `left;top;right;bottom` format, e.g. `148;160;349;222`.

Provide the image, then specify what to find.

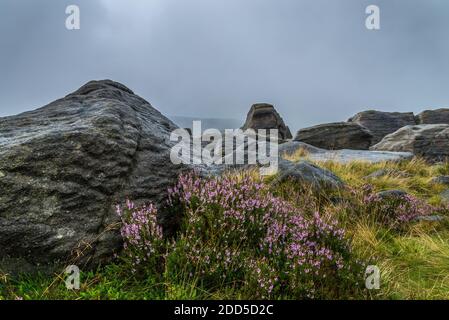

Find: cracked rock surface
294;122;373;150
371;124;449;161
0;80;187;273
348;110;416;145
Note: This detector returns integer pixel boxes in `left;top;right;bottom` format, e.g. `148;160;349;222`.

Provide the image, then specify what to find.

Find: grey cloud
1;0;449;132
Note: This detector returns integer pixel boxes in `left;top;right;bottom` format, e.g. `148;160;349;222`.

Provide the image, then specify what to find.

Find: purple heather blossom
118;172;361;298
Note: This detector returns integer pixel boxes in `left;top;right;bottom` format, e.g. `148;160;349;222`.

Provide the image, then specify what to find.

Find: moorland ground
1;156;449;300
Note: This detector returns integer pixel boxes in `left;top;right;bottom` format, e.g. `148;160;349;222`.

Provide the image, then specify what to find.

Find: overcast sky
1;0;449;131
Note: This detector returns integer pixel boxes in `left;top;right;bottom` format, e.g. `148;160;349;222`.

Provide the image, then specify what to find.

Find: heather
338;184;444;230
118;172;364;299
2;158;449;300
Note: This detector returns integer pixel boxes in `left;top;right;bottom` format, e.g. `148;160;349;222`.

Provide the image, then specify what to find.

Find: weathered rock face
371;124;449;161
417;108;449;125
242;103;292;140
0;80;187;273
348;110;416;145
294;122;372;150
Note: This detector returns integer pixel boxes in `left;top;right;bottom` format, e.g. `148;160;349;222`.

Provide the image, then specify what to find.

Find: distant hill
169;116;242;131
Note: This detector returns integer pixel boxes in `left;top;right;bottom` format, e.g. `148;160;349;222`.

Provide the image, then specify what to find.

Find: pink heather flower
118;171;360;299
117;200;164;267
359;184;442;228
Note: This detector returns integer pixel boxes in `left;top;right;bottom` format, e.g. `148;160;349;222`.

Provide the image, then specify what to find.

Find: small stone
377;190;408;199
440;190;449;203
430;176;449;186
415;215;444;222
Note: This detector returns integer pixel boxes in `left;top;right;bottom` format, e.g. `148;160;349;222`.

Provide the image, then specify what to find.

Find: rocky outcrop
242;103;292;140
371;124;449;161
294;122;372;150
0;80;188;273
348;110;416;145
417;108;449;125
279;141;413;164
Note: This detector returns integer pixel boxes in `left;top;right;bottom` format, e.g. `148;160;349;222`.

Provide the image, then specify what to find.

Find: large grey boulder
348;110;416;145
417;108;449;125
294;122;372;150
276;159;344;190
371;124;449;161
242;103;292;140
279;141;413;164
0;80;187;273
